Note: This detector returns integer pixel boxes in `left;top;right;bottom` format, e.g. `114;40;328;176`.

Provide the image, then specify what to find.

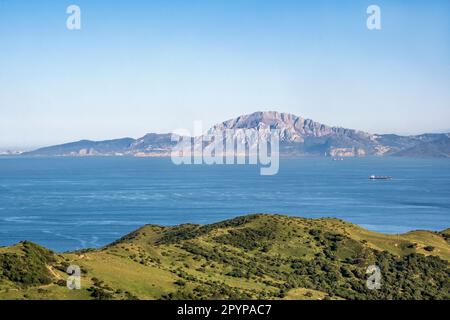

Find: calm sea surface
0;157;449;252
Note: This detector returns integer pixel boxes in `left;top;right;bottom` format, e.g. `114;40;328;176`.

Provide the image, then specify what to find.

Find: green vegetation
0;214;449;300
0;241;55;287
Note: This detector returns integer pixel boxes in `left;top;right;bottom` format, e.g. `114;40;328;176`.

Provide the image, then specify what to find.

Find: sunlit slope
1;214;449;300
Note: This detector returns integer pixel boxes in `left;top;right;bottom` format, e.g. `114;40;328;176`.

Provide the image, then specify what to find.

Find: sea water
0;156;449;252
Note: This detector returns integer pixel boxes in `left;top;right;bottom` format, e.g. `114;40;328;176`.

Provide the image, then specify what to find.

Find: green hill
1;214;449;300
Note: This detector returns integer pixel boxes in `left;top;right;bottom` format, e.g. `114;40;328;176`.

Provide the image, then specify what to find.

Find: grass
0;214;449;300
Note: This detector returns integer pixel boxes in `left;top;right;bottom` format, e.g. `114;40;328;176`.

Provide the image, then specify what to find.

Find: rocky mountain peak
215;111;304;130
211;111;370;143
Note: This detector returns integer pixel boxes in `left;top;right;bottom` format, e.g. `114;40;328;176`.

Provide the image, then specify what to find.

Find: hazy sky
1;0;449;149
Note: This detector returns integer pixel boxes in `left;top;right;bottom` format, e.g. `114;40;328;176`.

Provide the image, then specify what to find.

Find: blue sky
0;0;449;148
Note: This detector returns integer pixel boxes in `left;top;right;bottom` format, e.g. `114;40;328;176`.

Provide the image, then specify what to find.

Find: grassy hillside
0;214;449;300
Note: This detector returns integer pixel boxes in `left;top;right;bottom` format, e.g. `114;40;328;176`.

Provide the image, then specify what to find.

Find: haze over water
0;157;449;252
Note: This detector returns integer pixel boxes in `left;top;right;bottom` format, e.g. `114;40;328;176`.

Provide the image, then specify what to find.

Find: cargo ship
369;175;392;180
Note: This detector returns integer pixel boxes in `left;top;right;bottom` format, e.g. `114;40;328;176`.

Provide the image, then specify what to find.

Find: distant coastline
16;112;450;158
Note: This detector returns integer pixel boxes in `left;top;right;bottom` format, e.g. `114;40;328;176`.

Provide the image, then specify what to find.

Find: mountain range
22;111;450;158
